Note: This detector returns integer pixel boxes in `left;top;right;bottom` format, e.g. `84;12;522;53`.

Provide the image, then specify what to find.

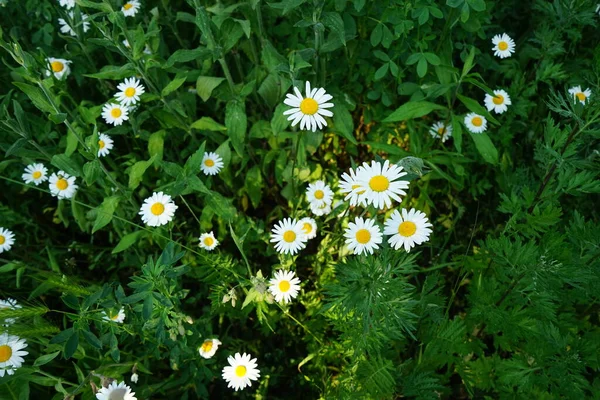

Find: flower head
199;338;222;359
306;180;333;208
45;58;71;80
283;81;334;132
383;208;432;252
0;298;21;326
115;77;145;107
299;217;317;240
199;231;219;251
201;152;224;175
139;192;177;227
58;0;75;9
464;113;487;134
102;103;129;126
484;89;511;114
58;12;90;37
310;201;332;216
354;160;409;210
491;33;515;58
268;270;301;303
429;121;453;142
222;352;260;391
95;381;137;400
339;166;368;207
344;217;383;255
121;0;141;17
103;308;126;323
270;218;307;255
22;163;48;185
0;333;28;378
97;133;114;157
49;171;78;199
568;86;592;105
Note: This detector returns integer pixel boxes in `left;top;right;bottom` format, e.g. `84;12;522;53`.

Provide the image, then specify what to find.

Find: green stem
255;0;265;41
218;57;236;95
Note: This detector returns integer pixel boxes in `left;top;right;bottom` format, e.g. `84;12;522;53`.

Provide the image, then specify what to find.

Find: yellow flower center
125;87;136;97
302;222;313;234
492;94;504;105
98;140;105;149
355;229;371;244
56;178;68;190
471;117;483;127
151;202;165;216
51;61;64;72
204;237;214;247
314;190;324;199
369;175;389;192
201;340;213;353
204;159;215;167
398;221;417;237
437;127;446;135
498;41;508;51
0;235;5;245
279;280;291;292
123;3;133;10
32;171;42;179
283;230;296;243
111;314;120;321
352;184;366;194
111;107;122;118
576;92;586;102
0;344;12;362
299;98;318;115
235;365;247;377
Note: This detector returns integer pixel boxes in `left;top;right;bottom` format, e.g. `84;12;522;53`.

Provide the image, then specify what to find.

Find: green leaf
128;156;156;190
82;330;102;349
196;76;225;102
13;82;55;114
423;52;441;65
191;117;227;131
112;231;144;254
383;101;446;122
225;100;247;157
148;130;166;165
268;0;307;14
92;196;121;233
206;191;237;221
143;294;153;320
461;46;476;78
75;0;113;12
322;12;346;46
83;160;102;185
245;166;263;208
33;351;60;367
183;142;207;175
370;24;382;46
50;328;74;344
470;133;498;164
64;331;79;359
165;47;211;68
466;0;486;12
456;93;499;124
84;64;136;80
417;57;428;77
332;104;357;144
451;114;463;152
162;73;187;97
374;63;389;81
51;154;82;177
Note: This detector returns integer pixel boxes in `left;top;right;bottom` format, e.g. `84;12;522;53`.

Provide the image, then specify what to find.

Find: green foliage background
1;0;600;398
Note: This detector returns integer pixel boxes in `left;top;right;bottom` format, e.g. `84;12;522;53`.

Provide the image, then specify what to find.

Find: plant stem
218;57;236;95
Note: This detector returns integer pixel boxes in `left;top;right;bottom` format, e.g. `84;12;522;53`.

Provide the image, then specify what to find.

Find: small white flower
130;373;139;383
429;121;453;142
121;0;141;17
115;77;145;107
491;33;515;58
0;333;28;378
102;103;129;126
200;152;224;175
97;133;114;157
58;12;90;37
310;201;332;216
139;192;177;227
268;270;301;303
299;217;317;240
122;39;152;55
22;163;48;185
222;352;260;391
199;231;219;251
0;298;21;326
339;166;367;207
102;308;126;323
49;171;78;199
58;0;75;9
306;180;333;208
464;112;487;134
568;86;592;105
484;89;511;114
283;81;334;132
198;338;222;359
45;58;71;80
354;160;409;210
383;208;433;252
344;217;383;256
0;228;15;254
270;218;307;255
95;381;137;400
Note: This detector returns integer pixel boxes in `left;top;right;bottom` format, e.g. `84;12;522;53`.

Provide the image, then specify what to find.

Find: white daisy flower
198;338;222;359
200;152;224;175
344;217;382;256
282;81;334;132
102;308;126;323
491;33;515;58
95;381;137;400
299;217;317;240
222;352;260;391
568;86;592;105
97;133;114;157
139;192;177;227
199;231;219;251
268;270;301;304
122;39;152;55
22;163;48;185
0;298;21;326
354;160;409;210
429;121;453;142
339;166;368;207
306;180;334;208
102;103;129;126
130;373;139;383
464;112;487;134
58;0;75;9
484;89;512;114
121;0;141;17
310;201;332;216
58;12;90;37
45;58;71;80
0;228;15;254
270;218;307;255
48;171;78;199
0;333;28;378
115;77;145;107
383;208;433;252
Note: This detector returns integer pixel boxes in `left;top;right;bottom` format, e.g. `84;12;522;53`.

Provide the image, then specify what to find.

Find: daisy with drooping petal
491;33;515;58
568;86;592;105
270;218;307;255
344;217;383;256
45;58;71;80
464;113;487;134
58;12;90;37
0;298;21;326
354;160;409;210
429;121;453;142
484;89;512;114
201;152;224;175
130;373;139;383
310;201;332;216
0;333;28;378
97;133;114;157
199;338;222;359
22;163;48;185
49;171;78;199
199;232;219;251
0;228;15;254
339;166;367;207
58;0;75;9
103;308;126;323
139;192;177;227
102;103;129;126
95;381;137;400
306;180;333;208
222;352;260;391
299;217;317;240
384;208;433;252
283;81;334;132
115;77;145;106
121;0;141;17
268;270;301;303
